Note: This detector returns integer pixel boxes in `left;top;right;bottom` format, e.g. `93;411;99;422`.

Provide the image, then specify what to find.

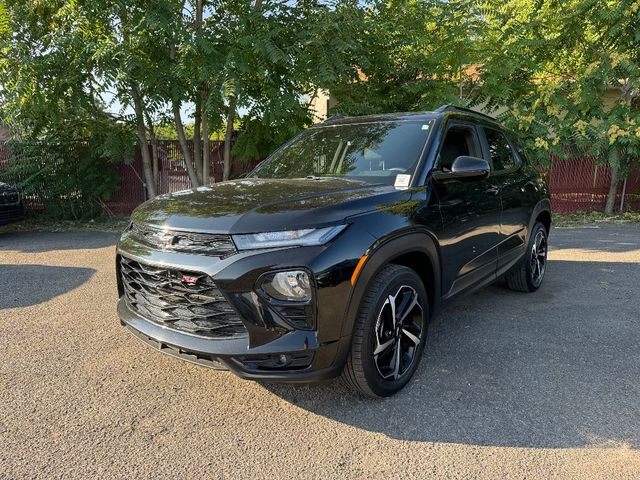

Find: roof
435;104;497;121
315;105;498;127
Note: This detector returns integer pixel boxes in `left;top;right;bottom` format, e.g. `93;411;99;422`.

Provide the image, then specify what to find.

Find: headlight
233;225;347;250
260;270;312;302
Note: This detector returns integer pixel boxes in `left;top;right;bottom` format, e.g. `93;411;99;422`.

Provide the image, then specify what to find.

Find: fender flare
340;230;441;338
528;198;552;242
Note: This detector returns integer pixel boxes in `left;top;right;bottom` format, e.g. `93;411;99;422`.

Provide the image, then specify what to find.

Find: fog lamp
261;270;312;302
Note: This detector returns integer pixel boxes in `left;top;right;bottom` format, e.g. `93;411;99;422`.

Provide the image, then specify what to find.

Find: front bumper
119;298;349;382
116;225;375;382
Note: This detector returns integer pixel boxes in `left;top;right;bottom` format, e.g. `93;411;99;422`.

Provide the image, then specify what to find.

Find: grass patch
553;211;640;227
0;215;130;234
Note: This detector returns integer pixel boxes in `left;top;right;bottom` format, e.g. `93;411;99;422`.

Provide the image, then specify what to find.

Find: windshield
251;120;434;185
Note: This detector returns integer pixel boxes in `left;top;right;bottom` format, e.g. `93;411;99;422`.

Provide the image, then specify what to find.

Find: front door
431;122;502;299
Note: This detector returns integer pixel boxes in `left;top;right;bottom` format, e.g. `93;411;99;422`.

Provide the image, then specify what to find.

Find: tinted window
514;142;528;164
484;128;516;171
438;126;481;171
251;120;433;185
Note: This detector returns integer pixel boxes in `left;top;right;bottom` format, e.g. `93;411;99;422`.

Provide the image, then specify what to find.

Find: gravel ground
1;225;639;479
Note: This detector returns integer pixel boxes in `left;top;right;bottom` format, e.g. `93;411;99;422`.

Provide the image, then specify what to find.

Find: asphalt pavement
1;224;639;479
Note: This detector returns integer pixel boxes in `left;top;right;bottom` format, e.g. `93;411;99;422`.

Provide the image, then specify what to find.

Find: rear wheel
506;222;548;292
341;265;429;397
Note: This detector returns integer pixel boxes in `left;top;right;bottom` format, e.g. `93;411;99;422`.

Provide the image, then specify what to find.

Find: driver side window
437;125;482;172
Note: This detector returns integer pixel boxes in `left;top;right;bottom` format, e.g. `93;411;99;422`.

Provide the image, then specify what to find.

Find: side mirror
433;156;490;181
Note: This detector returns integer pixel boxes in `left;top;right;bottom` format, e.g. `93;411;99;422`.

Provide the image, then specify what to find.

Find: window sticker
394;174;411;189
421;124;430;130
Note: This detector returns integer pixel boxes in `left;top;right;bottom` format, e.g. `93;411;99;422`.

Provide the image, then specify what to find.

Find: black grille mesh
120;257;246;338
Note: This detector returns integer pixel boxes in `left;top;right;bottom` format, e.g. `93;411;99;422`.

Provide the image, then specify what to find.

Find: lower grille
120;257;247;338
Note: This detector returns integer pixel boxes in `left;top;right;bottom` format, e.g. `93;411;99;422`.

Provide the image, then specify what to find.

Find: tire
505;222;548;292
341;264;429;397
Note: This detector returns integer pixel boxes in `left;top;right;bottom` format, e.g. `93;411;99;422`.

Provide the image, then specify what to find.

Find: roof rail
435;104;497;121
323;114;348;122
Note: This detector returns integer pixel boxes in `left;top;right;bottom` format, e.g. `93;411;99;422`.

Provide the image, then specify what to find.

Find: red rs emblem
180;275;199;284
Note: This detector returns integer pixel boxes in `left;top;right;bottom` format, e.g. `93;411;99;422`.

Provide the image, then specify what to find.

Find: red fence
2;140;640;215
549;146;640;213
105;140;258;214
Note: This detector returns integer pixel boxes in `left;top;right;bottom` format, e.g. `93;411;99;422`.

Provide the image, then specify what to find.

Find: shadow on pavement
0;231;119;253
265;258;640;449
0;264;96;309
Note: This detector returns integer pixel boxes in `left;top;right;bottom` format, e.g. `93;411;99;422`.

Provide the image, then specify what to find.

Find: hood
132;177;411;234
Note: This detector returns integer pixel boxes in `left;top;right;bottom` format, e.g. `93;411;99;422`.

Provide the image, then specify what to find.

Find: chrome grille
129;222;237;257
120;257;246;338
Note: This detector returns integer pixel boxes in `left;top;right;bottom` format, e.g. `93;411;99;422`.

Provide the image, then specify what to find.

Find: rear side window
483;128;517;172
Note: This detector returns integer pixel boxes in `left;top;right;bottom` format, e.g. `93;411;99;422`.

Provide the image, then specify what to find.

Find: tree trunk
193;100;203;183
172;100;200;188
202;91;210;184
132;89;156;199
145;111;159;187
168;37;200;189
604;163;620;214
223;95;237;182
196;0;203;27
150;134;158;188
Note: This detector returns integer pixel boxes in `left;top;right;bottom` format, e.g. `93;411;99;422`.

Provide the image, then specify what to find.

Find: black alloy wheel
530;228;547;288
506;222;548;292
342;265;429;397
373;285;424;381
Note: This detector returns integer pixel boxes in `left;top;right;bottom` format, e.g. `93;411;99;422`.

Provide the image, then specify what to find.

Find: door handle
485;186;500;196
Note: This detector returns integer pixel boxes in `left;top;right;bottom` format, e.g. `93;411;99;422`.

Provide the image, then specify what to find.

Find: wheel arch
340;231;441;338
529;199;552;241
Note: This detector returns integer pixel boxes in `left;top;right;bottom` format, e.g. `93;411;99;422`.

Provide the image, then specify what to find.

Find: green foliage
473;0;640;169
0;0;364;188
329;0;481;115
154;119;239;141
1;140;122;219
0;0;139;218
210;0;362;161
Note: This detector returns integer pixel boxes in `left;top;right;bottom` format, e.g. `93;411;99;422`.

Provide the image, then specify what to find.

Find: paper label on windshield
394;174;411;189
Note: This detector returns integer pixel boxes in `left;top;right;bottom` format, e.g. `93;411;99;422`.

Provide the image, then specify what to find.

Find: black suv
0;181;24;226
116;105;550;397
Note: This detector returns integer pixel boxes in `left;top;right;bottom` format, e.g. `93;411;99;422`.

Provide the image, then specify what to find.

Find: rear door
431;121;502;299
479;127;530;272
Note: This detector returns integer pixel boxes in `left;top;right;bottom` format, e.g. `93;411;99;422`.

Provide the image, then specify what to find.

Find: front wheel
506;222;548;292
341;265;429;397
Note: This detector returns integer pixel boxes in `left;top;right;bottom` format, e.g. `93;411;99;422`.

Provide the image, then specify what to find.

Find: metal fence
549;146;640;213
2;140;640;215
87;140;258;215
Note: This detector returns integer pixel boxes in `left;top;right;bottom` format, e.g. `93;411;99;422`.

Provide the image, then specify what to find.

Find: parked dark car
116;105;551;397
0;181;24;226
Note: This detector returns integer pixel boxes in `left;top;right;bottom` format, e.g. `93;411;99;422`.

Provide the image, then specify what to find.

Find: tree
475;0;640;213
329;0;481;115
0;1;138;215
